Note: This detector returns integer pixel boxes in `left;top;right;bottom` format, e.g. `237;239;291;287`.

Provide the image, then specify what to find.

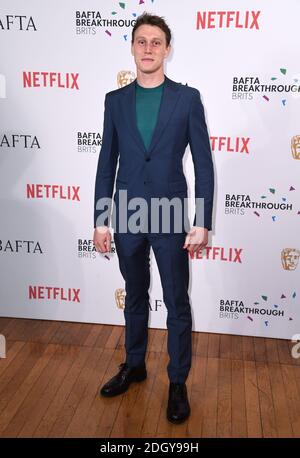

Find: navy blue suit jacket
94;74;214;233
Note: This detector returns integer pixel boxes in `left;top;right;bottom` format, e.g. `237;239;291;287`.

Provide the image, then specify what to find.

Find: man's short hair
131;12;172;47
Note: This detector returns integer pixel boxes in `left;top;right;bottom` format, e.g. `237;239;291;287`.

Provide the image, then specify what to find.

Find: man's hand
183;226;208;253
93;226;112;253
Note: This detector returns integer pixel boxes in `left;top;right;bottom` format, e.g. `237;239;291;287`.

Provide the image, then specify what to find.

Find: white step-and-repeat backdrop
1;0;299;339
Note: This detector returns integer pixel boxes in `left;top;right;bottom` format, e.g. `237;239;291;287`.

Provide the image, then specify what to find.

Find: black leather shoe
100;362;147;397
167;382;191;424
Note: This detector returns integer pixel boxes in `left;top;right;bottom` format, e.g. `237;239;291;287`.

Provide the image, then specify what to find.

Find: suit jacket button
145;157;151;162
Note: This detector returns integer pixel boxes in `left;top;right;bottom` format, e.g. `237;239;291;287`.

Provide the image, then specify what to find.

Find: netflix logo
23;72;79;90
210;136;250;154
196;11;261;30
26;184;80;201
29;286;80;303
189;247;243;263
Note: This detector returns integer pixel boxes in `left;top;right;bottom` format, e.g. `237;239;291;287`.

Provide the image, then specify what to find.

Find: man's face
131;24;171;75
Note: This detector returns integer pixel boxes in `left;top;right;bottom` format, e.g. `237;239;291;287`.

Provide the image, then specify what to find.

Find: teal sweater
135;80;165;150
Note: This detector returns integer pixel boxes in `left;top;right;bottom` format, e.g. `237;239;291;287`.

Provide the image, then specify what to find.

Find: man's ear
165;44;171;58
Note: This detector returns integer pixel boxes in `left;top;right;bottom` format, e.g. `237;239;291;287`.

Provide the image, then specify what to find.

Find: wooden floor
0;317;300;438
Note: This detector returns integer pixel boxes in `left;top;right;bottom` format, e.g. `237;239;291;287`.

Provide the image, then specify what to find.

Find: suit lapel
122;74;181;157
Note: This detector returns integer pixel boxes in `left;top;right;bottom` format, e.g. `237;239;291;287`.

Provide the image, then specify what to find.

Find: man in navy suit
93;12;214;424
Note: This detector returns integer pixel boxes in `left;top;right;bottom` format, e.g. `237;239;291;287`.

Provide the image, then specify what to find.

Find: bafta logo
281;248;300;270
115;288;126;309
117;70;136;88
291;135;300;160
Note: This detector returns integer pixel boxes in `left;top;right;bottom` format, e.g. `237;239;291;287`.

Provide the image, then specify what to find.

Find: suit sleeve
94;94;119;228
188;89;214;231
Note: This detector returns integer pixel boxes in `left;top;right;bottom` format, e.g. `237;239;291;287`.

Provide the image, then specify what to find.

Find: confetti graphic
263;67;297;105
247;290;298;327
256;184;298;220
104;1;156;41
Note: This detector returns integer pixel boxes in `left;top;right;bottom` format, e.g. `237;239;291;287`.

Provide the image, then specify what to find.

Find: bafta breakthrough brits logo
75;8;136;35
232;69;300;103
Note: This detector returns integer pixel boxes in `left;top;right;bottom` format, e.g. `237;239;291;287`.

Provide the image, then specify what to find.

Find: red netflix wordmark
29;286;80;302
196;11;261;30
189;247;243;262
26;184;80;201
210;137;250;153
23;72;79;89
